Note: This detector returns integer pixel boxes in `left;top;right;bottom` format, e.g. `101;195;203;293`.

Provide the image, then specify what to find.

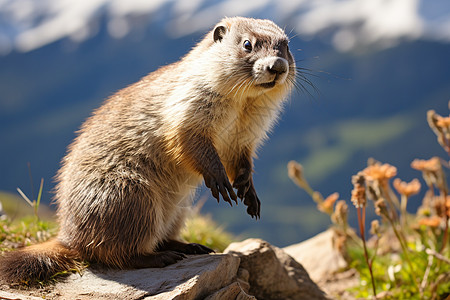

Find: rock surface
1;254;240;300
204;282;256;300
0;237;335;300
284;228;358;300
0;290;44;300
225;238;328;300
283;228;348;282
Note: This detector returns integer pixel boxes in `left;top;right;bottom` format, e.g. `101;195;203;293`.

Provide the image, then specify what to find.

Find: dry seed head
427;109;450;153
287;160;311;191
427;110;440;133
370;219;380;236
287;160;303;181
436;115;450;128
351;172;367;208
446;196;450;217
352;172;366;186
351;186;366;208
418;216;441;228
393;178;421;197
411;157;447;194
318;192;339;215
363;162;397;181
366;185;379;201
375;198;388;217
411;157;441;173
351;183;366;208
434;196;448;218
332;200;348;226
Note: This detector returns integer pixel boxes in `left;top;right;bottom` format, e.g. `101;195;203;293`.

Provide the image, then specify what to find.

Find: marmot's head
205;17;296;102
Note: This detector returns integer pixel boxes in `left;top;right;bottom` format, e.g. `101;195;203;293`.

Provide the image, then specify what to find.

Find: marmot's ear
213;25;228;43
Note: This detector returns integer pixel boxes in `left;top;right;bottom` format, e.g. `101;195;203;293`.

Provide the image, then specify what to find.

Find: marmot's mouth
258;81;276;89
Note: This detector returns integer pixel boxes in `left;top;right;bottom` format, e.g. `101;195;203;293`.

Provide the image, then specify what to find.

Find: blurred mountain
1;0;450;246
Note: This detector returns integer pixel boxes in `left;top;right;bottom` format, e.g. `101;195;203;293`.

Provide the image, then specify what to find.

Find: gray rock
204;282;256;300
0;290;45;300
1;237;333;299
1;254;240;300
283;228;348;282
225;238;329;300
62;254;240;300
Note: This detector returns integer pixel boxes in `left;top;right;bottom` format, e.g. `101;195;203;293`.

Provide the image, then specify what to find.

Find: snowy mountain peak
0;0;449;55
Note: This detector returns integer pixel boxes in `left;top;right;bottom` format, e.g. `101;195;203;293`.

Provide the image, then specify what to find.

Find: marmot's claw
244;187;261;219
204;168;237;205
233;169;251;199
233;171;261;219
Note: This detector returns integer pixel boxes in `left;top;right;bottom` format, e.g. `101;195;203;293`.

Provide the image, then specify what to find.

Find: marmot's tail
0;239;81;285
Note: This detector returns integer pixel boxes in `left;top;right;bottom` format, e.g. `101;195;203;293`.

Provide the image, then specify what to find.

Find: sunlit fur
0;17;296;284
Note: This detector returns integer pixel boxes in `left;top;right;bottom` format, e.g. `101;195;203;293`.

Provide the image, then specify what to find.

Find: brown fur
0;17;296;284
0;240;81;283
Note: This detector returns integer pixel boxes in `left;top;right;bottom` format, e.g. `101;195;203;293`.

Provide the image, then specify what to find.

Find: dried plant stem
357;205;377;297
370;235;380;263
426;248;450;264
381;181;399;222
35;178;44;219
400;194;409;229
420;254;434;296
439;190;449;253
16;187;34;207
441;214;449;253
16;178;44;220
443;133;450;155
301;183;315;198
385;216;419;290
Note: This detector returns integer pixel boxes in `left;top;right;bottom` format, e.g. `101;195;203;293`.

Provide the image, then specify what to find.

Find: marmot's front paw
233;170;261;219
204;167;237;205
243;185;261;219
233;168;252;199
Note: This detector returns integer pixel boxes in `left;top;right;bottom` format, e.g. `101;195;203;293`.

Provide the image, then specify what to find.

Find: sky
0;0;449;55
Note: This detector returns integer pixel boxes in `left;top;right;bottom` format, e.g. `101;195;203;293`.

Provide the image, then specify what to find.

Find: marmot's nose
267;58;288;75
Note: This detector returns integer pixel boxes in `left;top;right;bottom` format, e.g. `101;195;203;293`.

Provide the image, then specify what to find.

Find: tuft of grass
0;216;58;252
181;205;235;252
1;177;58;253
288;102;450;300
1;178;57;253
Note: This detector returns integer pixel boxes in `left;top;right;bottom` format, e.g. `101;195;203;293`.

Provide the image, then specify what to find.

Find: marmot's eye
243;40;252;52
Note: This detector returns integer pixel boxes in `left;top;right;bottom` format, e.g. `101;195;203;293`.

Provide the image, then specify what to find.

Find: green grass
181;209;236;252
348;238;450;299
0;216;58;252
0;187;57;252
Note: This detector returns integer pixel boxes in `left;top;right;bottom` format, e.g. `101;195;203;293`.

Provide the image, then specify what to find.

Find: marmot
0;17;296;284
